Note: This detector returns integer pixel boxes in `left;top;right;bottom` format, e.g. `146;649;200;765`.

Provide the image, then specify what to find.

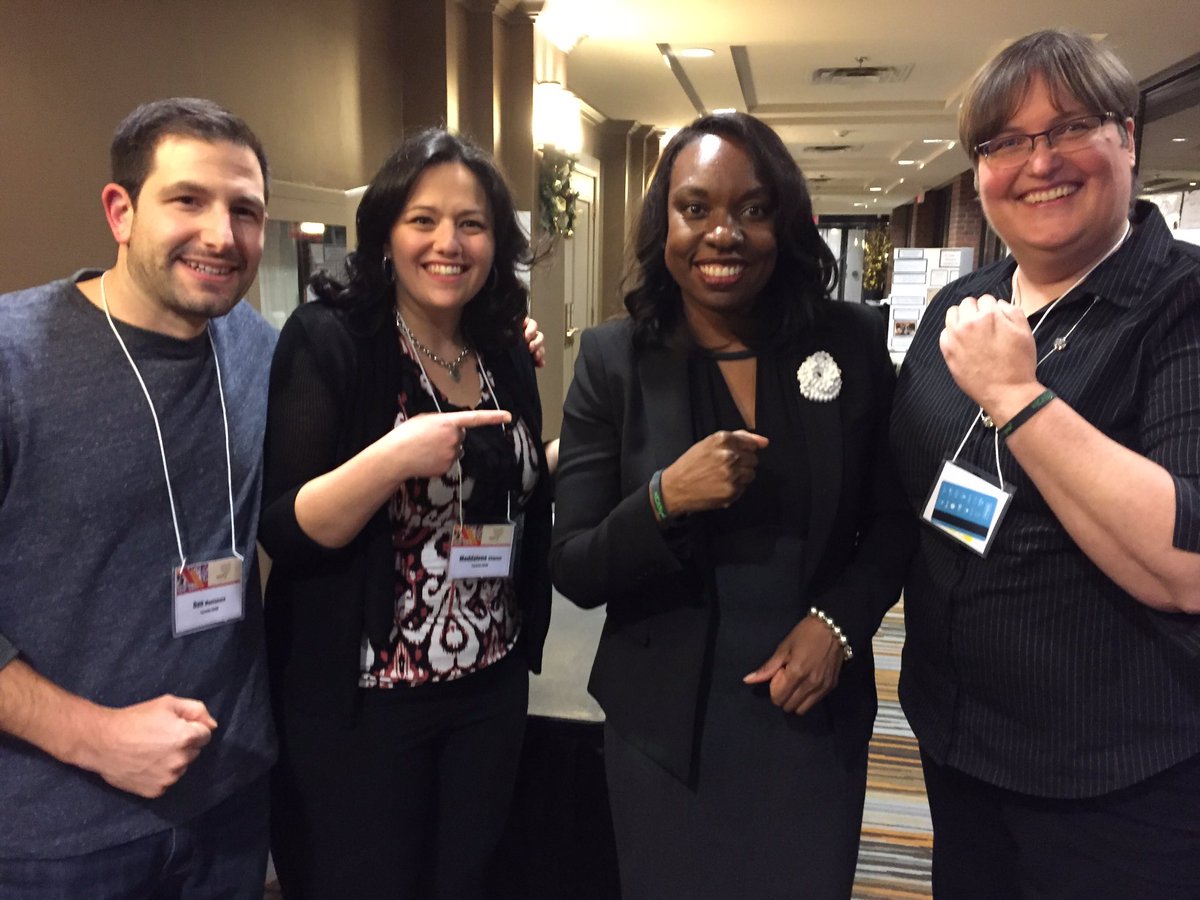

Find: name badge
921;459;1015;558
173;557;244;636
448;523;515;580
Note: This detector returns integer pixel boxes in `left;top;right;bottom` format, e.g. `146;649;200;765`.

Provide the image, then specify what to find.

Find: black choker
699;347;757;361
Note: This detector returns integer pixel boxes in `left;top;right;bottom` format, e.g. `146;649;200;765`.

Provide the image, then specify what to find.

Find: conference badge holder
921;457;1014;558
448;514;524;580
173;556;245;636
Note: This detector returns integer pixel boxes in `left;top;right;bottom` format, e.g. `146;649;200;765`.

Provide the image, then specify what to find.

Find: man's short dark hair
110;98;271;203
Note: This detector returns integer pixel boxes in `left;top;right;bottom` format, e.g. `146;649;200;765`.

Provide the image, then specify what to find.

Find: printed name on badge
173;556;244;636
448;523;516;580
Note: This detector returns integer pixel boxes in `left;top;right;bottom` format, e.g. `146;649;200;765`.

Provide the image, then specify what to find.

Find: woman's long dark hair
625;112;838;350
312;128;532;352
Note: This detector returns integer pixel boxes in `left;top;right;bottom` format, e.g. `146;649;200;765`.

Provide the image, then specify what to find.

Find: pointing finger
440;409;512;429
730;430;769;450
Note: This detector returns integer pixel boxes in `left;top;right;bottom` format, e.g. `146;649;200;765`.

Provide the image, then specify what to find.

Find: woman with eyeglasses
889;28;1200;896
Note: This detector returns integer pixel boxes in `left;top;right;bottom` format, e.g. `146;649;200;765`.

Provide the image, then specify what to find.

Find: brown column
457;1;501;150
596;120;638;318
398;0;451;130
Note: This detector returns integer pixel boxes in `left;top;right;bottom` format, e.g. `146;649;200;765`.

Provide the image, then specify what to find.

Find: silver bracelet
809;607;854;661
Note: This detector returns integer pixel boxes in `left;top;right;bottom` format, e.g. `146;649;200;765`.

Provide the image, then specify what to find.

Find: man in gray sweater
0;99;277;897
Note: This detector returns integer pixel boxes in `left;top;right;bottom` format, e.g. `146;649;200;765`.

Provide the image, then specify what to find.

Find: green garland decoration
862;223;893;292
538;150;580;239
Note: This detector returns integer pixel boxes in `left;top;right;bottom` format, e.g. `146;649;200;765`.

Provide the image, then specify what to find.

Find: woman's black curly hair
311;127;532;351
624;112;838;350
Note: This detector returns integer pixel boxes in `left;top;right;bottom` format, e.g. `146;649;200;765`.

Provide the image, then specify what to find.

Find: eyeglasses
974;113;1119;168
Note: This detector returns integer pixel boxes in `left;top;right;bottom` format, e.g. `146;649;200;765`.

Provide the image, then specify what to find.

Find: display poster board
886;247;975;357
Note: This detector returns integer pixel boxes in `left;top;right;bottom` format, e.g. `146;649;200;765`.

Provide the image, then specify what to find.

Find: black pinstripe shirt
890;202;1200;798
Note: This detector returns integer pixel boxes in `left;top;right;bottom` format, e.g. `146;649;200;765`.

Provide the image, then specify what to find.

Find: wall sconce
533;81;583;156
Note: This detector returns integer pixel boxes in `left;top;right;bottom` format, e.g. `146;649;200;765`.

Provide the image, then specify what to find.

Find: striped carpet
852;599;933;898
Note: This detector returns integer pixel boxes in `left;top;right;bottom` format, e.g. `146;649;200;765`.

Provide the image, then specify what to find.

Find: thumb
744;651;787;684
171;697;217;730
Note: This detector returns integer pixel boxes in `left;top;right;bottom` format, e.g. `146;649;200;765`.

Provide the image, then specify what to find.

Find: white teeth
185;260;233;276
1022;184;1077;204
427;264;464;276
698;264;744;278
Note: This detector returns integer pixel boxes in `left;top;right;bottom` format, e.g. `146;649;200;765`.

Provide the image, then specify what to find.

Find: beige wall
0;0;650;439
0;0;406;292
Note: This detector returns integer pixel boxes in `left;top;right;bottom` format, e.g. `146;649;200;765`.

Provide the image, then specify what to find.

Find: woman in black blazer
551;112;915;899
260;129;552;899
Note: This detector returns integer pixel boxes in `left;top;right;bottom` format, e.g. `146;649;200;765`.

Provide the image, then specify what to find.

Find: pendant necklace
395;309;471;382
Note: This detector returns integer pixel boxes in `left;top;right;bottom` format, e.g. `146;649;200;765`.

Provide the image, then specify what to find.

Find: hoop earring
382;255;395;285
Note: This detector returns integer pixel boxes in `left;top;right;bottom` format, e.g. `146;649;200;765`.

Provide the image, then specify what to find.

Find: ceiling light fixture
1172;137;1188;142
298;222;326;236
869;186;883;192
898;160;916;166
534;0;589;53
712;107;737;115
676;48;715;58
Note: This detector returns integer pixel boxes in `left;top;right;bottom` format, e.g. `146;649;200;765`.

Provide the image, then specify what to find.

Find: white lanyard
947;223;1130;489
100;273;242;568
396;312;512;525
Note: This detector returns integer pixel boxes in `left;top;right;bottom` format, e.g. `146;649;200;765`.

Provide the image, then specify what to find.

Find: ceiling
554;0;1200;215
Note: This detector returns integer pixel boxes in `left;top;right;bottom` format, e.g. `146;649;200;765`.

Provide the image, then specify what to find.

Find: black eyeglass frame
973;112;1122;165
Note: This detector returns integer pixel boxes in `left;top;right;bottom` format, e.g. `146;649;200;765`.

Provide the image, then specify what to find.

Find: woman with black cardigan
260;129;552;899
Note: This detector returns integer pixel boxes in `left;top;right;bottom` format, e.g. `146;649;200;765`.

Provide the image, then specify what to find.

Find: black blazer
550;303;915;781
260;300;553;719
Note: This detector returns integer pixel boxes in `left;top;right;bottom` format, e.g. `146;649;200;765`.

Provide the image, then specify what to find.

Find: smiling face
664;134;777;341
388;162;495;328
976;76;1135;280
111;136;266;337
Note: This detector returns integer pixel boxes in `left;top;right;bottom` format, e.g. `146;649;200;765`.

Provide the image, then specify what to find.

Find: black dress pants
921;750;1200;899
271;655;528;900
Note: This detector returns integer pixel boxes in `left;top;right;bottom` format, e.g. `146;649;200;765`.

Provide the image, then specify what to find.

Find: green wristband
997;389;1056;440
649;469;670;524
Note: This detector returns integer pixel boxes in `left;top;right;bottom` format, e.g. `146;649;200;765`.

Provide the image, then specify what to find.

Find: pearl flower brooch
796;351;842;402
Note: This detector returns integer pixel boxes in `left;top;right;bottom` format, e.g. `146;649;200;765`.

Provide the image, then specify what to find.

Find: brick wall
947;170;984;254
889;204;911;250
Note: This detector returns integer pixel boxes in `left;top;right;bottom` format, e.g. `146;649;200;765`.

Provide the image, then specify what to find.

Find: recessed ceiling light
1191;181;1198;187
869;186;883;192
922;139;945;144
854;202;867;207
898;160;916;166
1171;137;1188;142
712;107;737;115
675;48;715;58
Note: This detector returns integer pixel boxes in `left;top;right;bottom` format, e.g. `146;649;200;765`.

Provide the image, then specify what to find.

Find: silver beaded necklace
394;309;471;382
